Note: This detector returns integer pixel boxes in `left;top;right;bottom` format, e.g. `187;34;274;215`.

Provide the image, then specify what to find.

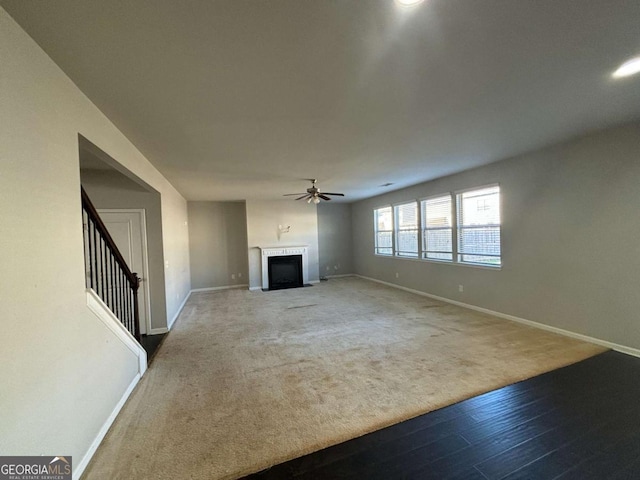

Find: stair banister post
132;273;141;342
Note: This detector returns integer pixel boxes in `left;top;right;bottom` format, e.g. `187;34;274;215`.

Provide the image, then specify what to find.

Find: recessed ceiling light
612;56;640;79
395;0;425;7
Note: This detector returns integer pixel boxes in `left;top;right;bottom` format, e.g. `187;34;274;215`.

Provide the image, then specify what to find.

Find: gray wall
317;203;353;277
352;121;640;350
246;200;320;289
188;201;249;289
80;170;168;331
0;8;191;473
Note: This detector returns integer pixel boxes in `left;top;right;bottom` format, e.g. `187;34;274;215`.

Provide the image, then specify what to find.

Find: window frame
372;183;501;268
454;184;501;267
420;193;454;263
373;205;394;256
393;200;420;258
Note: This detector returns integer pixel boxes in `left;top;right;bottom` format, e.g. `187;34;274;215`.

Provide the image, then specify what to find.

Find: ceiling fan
283;179;345;204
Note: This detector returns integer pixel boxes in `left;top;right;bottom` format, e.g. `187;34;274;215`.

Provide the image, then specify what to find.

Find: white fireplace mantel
259;246;309;289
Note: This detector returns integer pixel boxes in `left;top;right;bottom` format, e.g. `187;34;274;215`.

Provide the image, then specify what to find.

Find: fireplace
268;255;303;290
259;246;309;290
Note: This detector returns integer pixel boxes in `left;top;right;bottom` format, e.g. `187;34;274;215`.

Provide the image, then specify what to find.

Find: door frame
97;208;152;337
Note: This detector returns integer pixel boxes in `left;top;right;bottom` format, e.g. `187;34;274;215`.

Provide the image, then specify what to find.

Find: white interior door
97;209;151;336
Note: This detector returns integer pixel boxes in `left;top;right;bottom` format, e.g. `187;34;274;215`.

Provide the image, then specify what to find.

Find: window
421;194;452;261
374;206;393;255
373;184;501;267
394;202;418;257
457;186;501;266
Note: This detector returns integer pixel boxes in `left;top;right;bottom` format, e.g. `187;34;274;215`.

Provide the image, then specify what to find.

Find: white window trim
393;200;419;258
374;205;394;256
455;183;501;268
420;193;454;262
453;183;500;195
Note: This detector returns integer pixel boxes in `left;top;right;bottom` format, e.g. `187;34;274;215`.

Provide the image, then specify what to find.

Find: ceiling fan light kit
284;179;345;204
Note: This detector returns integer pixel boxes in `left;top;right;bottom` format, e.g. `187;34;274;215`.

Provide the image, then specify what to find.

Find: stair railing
81;187;141;342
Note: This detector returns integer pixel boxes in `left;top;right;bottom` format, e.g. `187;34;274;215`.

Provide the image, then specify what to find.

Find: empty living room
2;1;640;479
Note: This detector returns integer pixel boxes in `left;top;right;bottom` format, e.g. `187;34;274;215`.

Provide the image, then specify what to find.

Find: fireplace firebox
268;254;303;290
259;246;309;290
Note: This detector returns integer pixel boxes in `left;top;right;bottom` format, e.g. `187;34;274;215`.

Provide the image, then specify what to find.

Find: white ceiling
3;0;640;202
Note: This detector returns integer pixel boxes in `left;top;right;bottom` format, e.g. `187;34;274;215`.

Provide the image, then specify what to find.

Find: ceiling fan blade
285;181;344;203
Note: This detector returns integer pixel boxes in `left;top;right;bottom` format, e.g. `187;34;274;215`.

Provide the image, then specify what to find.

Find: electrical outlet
326;266;330;271
238;273;242;278
459;285;464;292
395;272;399;278
231;274;236;280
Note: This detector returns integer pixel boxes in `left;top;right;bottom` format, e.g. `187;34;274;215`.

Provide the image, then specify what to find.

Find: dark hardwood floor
245;351;640;480
140;333;167;362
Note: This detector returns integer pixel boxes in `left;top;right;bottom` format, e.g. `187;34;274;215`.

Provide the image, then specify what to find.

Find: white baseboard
74;373;141;479
355;275;640;358
148;327;168;335
324;274;355;279
168;291;191;331
191;284;248;293
249;286;262;291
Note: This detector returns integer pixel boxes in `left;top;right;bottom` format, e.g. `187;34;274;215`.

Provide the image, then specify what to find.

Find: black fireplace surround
268;254;303;290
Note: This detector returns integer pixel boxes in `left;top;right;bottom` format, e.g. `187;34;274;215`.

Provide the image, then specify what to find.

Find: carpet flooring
83;277;605;480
